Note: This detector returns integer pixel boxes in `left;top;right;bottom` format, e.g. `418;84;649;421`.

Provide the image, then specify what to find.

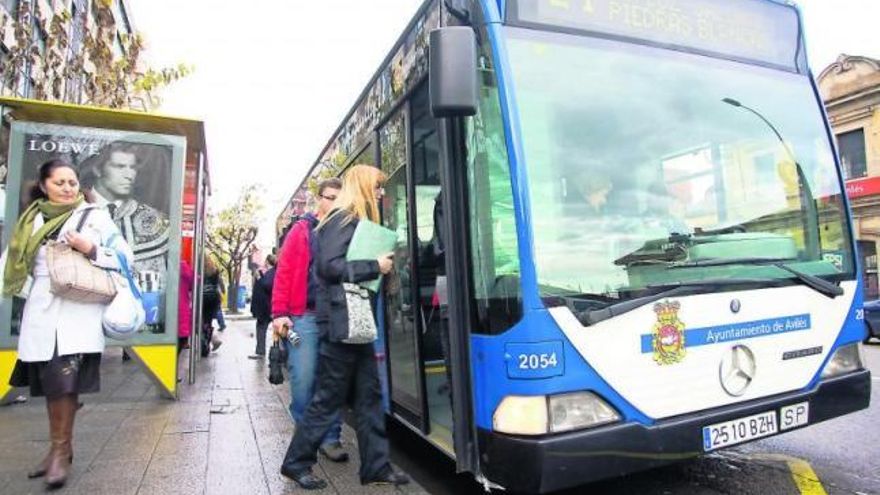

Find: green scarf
3;194;84;297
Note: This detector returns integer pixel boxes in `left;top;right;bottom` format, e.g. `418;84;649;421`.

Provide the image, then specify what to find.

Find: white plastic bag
102;251;145;340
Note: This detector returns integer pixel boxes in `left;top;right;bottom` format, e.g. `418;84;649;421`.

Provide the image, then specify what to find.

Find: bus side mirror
429;27;478;118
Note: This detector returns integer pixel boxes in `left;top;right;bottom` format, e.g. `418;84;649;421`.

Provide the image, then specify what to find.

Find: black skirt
8;350;101;399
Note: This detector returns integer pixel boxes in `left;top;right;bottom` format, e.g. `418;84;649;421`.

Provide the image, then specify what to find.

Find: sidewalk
0;318;427;495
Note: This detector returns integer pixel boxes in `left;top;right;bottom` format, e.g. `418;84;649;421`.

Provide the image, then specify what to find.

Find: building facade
818;54;880;299
0;0;134;103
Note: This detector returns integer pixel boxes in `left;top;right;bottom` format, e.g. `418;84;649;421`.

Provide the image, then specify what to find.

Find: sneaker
319;442;349;463
211;336;223;351
362;470;409;486
247;354;265;360
280;467;327;490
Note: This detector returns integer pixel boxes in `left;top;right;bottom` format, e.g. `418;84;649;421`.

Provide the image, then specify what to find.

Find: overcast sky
131;0;880;246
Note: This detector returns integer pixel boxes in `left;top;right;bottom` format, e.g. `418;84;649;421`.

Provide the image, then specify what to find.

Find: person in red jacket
271;177;347;463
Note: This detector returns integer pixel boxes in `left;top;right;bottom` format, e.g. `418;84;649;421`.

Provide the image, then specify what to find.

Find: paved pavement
0;316;426;495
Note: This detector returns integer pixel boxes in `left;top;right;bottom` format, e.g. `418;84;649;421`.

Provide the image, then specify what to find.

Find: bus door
380;104;426;431
379;83;456;454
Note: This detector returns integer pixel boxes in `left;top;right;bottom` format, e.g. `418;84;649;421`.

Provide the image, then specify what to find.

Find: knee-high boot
45;394;76;489
27;399;66;479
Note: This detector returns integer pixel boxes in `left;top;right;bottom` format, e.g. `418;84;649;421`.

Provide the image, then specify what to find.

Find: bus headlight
821;343;864;379
549;392;620;433
493;392;620;435
493;396;548;435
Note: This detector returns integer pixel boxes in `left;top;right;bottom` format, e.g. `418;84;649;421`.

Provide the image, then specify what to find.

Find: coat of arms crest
652;300;686;365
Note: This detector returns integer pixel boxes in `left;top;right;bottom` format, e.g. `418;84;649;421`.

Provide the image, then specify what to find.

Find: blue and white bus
277;0;872;492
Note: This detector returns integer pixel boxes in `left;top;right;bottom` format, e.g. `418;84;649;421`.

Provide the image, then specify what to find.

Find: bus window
350;141;376;168
465;36;522;335
505;27;854;302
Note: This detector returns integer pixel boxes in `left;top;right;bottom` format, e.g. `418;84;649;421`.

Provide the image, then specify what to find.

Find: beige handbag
46;209;117;305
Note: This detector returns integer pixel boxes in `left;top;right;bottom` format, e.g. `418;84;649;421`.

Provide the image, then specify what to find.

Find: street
391;343;880;495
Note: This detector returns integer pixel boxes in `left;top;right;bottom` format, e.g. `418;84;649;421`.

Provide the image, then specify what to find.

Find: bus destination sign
508;0;802;70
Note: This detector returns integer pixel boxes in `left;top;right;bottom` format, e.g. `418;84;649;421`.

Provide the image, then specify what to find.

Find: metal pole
187;160;199;383
197;157;208;359
188;154;207;384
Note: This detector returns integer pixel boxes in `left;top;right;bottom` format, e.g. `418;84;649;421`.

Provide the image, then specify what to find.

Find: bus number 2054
518;353;559;370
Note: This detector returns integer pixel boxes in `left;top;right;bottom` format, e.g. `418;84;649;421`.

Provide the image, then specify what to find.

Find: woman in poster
0;159;134;489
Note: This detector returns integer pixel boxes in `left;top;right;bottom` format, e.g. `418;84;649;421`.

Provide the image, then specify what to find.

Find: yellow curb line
785;458;828;495
749;453;828;495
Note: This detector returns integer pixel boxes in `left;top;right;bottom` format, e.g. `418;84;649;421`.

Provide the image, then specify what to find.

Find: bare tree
206;185;264;313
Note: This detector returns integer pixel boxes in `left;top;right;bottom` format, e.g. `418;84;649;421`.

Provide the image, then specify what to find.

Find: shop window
858;240;878;300
837;129;867;180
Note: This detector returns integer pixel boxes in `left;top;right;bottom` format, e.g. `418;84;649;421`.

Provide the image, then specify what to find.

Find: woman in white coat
1;159;134;490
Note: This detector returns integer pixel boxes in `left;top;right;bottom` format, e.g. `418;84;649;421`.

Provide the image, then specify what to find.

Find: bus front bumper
478;370;871;494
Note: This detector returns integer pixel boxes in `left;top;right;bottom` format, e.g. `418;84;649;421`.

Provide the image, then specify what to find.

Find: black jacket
250;267;276;322
315;211;381;343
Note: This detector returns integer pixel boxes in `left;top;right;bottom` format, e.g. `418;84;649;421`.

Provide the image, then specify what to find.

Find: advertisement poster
181;164;197;239
1;122;185;346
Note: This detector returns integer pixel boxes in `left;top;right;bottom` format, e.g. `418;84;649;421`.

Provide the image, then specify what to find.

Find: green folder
346;219;398;292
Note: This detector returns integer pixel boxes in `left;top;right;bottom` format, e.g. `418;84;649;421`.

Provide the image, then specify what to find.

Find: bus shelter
0;97;210;399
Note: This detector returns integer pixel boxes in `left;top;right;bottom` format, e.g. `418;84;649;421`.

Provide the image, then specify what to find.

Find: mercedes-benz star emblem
730;299;741;313
719;345;756;397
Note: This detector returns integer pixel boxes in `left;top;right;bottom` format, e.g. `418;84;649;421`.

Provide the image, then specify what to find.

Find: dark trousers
255;319;270;356
282;341;390;481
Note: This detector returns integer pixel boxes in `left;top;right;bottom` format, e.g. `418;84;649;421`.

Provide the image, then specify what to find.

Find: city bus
276;0;872;492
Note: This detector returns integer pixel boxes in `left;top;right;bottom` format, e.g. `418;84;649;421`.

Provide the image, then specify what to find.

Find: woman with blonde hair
279;164;407;489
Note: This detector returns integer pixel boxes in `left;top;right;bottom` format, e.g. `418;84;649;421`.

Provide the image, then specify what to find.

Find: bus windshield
504;27;855;305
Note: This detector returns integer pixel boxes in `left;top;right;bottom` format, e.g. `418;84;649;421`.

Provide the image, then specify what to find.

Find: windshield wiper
671;256;796;268
774;263;843;298
671;257;842;298
576;267;842;326
577;278;768;326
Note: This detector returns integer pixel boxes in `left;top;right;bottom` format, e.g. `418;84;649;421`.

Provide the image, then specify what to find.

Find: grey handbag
46;209;117;304
342;282;377;344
